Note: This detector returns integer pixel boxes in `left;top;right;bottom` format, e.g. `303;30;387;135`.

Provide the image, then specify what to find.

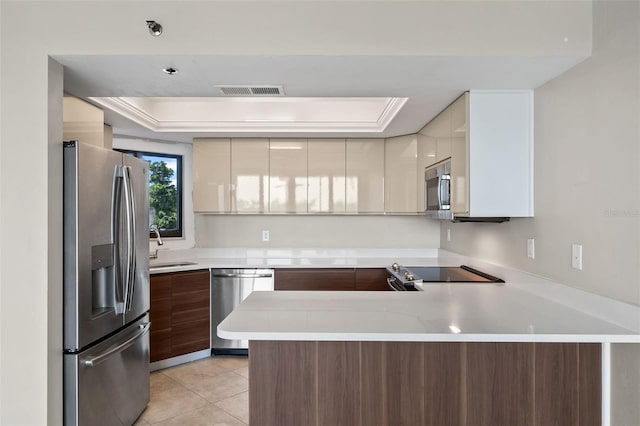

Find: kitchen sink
149;261;198;270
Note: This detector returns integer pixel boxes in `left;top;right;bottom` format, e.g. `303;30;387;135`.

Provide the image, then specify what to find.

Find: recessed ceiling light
162;67;178;75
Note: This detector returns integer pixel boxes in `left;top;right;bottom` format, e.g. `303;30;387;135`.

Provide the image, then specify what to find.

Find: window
119;150;183;238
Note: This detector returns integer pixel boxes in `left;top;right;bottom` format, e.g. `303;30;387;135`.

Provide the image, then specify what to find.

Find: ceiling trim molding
91;97;161;129
90;96;408;134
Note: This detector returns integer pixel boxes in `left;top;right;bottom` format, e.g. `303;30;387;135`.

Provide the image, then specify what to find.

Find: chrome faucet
149;225;163;259
150;225;164;246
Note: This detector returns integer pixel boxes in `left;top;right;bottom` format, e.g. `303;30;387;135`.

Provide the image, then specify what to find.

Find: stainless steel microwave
425;160;453;220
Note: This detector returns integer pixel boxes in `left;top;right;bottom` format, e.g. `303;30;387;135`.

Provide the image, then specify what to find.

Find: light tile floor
134;356;250;425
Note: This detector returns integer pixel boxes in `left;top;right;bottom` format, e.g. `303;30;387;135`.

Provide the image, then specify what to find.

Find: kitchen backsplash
195;214;440;249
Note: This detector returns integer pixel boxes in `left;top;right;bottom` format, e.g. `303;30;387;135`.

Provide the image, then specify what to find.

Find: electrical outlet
571;244;582;270
262;230;270;242
447;229;451;242
527;239;535;259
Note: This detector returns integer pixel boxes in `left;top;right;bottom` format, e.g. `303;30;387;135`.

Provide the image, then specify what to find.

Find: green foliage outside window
149;160;177;230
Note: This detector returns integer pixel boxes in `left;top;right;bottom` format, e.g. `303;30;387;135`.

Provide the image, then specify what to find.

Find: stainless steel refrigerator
63;141;150;426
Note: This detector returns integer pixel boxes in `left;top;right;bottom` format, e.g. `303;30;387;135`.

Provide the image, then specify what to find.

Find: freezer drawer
211;269;274;351
64;314;150;426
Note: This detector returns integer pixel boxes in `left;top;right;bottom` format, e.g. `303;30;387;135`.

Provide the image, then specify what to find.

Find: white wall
0;1;593;424
196;215;440;248
440;2;640;422
442;0;640;306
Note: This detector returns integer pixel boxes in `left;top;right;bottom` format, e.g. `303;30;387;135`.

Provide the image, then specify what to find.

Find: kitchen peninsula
217;257;639;426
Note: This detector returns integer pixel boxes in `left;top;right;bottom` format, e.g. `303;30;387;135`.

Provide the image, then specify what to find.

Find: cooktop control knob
404;272;415;281
392;262;401;272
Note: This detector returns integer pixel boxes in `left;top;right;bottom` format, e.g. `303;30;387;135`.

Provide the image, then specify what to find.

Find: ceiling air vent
216;85;285;96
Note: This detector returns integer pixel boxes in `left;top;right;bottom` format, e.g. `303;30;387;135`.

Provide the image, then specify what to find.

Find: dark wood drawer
355;268;392;291
275;268;356;291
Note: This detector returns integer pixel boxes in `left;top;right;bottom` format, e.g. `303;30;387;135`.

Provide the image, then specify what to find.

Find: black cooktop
409;266;502;283
387;264;504;289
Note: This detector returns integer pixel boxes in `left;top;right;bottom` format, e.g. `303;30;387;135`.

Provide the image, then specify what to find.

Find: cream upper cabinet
269;139;308;213
345;139;384;213
384;134;418;213
418;107;452;167
449;93;470;215
192;138;231;213
231;138;269;213
307;139;346;213
417;133;434;212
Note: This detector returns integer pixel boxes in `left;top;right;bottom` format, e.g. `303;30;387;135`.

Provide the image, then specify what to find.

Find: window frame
117;149;184;239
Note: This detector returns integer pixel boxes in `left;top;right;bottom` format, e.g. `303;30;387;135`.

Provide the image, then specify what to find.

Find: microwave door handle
439;175;451;210
437;176;444;210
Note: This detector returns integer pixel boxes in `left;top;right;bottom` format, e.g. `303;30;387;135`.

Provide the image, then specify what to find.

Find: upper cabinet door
449;93;469;215
345;139;385;213
307;139;346;213
192;138;231;213
231;138;269;213
417;133;435;212
450;92;468;136
269;139;308;213
384;134;418;213
418;106;452;166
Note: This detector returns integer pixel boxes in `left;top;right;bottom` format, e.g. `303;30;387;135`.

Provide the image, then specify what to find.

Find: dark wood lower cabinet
275;268;356;290
150;270;210;362
355;268;392;291
249;341;602;426
274;267;391;291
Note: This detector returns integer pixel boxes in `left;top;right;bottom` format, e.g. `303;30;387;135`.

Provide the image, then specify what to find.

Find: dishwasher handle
211;273;273;279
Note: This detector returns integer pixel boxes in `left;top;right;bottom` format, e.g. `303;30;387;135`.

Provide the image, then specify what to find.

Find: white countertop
150;247;640;343
218;288;639;343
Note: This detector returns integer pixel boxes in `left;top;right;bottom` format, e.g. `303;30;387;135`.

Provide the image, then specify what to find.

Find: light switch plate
527;239;535;259
262;230;270;242
447;229;451;242
571;244;582;270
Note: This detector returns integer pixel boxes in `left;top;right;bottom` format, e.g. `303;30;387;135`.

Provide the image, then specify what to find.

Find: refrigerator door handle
113;166;126;314
123;166;137;312
80;322;150;368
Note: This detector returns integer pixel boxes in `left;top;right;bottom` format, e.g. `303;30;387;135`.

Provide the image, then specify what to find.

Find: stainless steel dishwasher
211;268;274;355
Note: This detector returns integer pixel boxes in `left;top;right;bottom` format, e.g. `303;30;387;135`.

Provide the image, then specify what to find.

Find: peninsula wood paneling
248;341;601;426
317;342;360;425
249;341;317;426
424;342;464;426
535;343;578;426
386;342;425;425
464;343;534;426
360;342;387;426
578;344;602;426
